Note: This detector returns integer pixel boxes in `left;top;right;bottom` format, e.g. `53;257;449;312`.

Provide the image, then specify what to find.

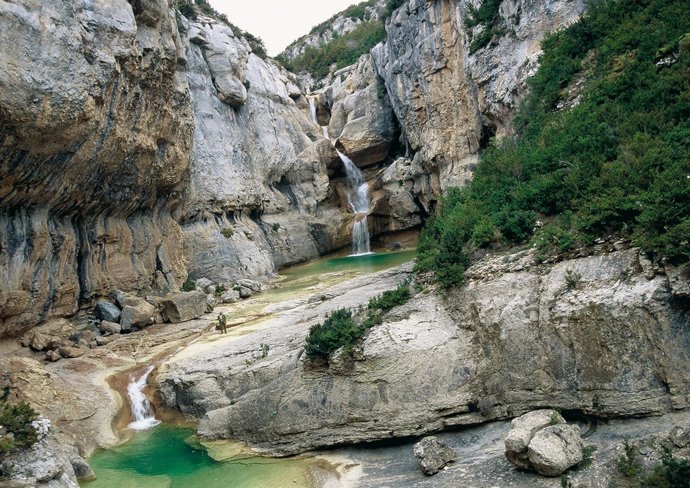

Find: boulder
45;350;61;362
160;291;208;323
221;290;240;303
98;321;121;335
95;335;114;346
58;346;84;359
195;277;214;293
413;436;456;475
48;338;73;350
670;425;690;448
237;279;262;293
69;455;95;481
29;332;51;352
527;424;584;476
120;302;156;330
238;286;253;299
94;301;121;323
505;409;564;470
81;330;95;342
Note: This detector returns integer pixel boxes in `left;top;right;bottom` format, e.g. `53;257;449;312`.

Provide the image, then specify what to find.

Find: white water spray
308;96;330;139
336;149;371;255
127;365;161;431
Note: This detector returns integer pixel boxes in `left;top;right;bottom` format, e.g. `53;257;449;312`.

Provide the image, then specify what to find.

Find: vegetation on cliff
417;0;690;288
0;389;38;455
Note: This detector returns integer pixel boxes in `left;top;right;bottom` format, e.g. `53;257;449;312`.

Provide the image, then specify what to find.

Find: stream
80;249;415;488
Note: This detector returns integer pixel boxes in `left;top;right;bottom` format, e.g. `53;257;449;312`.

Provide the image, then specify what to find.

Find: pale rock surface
504;409;565;469
159;291;208;323
157;250;690;455
527;424;584;476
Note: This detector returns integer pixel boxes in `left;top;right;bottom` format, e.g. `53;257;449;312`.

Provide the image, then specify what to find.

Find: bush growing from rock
305;309;361;360
0;393;38;455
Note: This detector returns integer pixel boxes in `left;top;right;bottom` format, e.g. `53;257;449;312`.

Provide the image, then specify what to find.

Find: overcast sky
208;0;360;56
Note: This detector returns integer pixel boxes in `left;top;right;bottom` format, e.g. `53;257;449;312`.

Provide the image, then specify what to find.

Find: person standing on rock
217;312;227;334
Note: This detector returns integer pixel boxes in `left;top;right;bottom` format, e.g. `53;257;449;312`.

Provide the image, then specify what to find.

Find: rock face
157;249;690;455
413;436;457;475
0;0;193;336
372;0;585;189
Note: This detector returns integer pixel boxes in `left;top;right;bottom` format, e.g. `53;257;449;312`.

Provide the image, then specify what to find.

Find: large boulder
413;436;456;475
504;409;564;469
29;332;52;352
528;424;584;476
94;301;121;323
120;304;156;331
160;291;208;323
58;347;84;359
505;410;583;477
98;321;121;335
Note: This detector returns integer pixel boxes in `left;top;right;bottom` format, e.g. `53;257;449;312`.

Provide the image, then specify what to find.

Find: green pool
81;425;312;488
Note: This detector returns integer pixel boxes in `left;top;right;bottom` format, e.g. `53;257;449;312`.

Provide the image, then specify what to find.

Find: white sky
208;0;360;56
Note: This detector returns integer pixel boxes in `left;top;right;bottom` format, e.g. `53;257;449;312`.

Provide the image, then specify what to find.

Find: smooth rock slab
413;436;457;475
527;424;584;476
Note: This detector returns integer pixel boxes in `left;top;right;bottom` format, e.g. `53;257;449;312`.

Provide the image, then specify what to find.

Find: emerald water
81;425;312;488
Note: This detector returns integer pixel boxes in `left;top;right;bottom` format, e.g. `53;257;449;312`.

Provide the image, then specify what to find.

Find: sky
208;0;360;56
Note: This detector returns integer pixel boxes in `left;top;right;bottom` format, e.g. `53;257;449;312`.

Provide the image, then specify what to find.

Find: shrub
368;282;410;311
177;1;197;20
564;269;582;290
304;309;362;360
0;398;39;455
272;223;281;231
617;439;642;478
643;445;690;488
181;277;196;292
384;0;406;18
220;227;234;239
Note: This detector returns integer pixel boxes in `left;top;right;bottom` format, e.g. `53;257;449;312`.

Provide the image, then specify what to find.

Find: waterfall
127;365;161;431
308;96;330;139
336;149;371;255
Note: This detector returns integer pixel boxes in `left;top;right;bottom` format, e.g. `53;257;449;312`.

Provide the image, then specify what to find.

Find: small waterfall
308;96;330;139
127;365;161;431
336;149;371;255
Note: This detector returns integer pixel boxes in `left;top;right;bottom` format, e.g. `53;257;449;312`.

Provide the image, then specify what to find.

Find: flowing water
127;366;161;431
336;149;371;255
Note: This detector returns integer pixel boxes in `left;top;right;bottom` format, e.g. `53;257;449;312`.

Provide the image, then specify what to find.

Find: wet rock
98;321;121;335
94;301;121;323
69;455;95;481
46;350;62;362
527;424;584;476
58;347;84;359
505;410;565;470
30;332;52;352
160;291;208;323
413;436;456;475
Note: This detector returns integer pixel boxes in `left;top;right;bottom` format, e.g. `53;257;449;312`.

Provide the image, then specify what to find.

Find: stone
77;339;89;349
98;321;121;335
48;338;73;350
58;347;84;359
669;425;690;448
95;336;114;347
505;409;565;470
238;286;253;299
159;291;208;323
94;301;121;323
195;278;214;293
69;455;95;481
120;302;156;330
221;290;241;303
30;332;52;352
527;424;584;476
237;279;262;293
0;433;79;487
413;436;456;475
45;350;61;362
81;330;95;342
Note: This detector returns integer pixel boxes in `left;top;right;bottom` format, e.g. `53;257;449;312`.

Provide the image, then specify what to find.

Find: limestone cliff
157;249;690;455
0;0;193;336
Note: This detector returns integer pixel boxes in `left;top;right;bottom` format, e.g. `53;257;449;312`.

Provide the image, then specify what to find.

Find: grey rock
220;290;241;303
238;286;253;299
195;278;214;293
69;456;94;481
95;336;114;347
237;279;262;293
159;291;208;323
98;321;121;335
669;425;690;448
527;424;584;476
413;436;456;475
94;302;121;323
505;410;564;470
0;434;78;487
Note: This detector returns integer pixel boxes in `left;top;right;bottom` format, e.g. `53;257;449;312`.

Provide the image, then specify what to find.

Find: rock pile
505;409;584;477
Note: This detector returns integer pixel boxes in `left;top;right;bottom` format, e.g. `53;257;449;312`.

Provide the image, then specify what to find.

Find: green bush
417;0;690;288
617;440;643;478
384;0;406;18
643;445;690;488
181;277;196;292
0;398;39;455
220;227;234;239
368;282;410;311
305;309;362;360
